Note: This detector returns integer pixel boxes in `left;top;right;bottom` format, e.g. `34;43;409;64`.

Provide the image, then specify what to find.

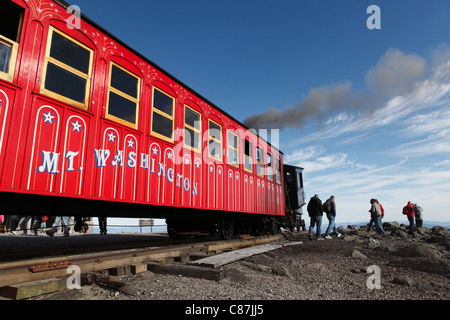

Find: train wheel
219;216;234;240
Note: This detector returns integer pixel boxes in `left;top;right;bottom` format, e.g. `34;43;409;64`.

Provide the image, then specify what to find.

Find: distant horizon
99;217;449;234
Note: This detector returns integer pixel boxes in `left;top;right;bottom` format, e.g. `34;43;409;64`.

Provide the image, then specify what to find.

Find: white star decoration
107;131;116;142
127;138;135;148
42;111;55;125
152;147;159;155
71;121;82;132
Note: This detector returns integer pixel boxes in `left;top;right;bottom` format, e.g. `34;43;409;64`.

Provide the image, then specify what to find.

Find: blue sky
72;0;450;224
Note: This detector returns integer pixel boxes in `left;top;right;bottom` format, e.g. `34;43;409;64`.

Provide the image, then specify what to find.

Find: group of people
307;195;425;240
307;194;341;241
402;201;424;228
1;216;108;236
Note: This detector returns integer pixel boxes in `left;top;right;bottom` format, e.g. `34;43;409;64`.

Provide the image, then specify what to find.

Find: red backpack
379;203;385;217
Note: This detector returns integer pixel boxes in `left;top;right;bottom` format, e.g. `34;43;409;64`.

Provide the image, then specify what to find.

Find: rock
432;226;450;238
428;235;450;245
343;235;357;242
383;221;399;229
352;250;368;260
415;227;431;235
272;264;293;278
392;275;415;287
337;226;346;235
428;226;450;246
392;229;408;239
390;257;450;279
226;268;249;284
368;238;380;249
395;243;442;259
354;230;370;237
347;225;360;230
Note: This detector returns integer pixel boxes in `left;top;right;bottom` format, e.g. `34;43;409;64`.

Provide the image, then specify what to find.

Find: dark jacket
307;197;323;217
328;198;336;216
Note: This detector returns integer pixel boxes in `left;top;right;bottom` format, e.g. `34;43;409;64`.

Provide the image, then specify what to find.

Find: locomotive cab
282;164;306;231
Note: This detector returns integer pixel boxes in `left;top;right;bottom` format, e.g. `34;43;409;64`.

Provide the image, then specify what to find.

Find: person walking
12;215;29;235
402;201;415;232
46;216;70;237
98;217;107;235
414;204;424;228
369;199;386;235
0;214;5;233
324;196;341;239
307;194;324;241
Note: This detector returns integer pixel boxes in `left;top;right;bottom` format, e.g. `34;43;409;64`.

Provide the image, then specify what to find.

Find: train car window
267;153;273;180
275;158;281;184
256;147;264;177
106;62;140;128
208;120;222;160
244;139;253;172
41;27;93;109
227;131;239;167
0;0;24;81
184;105;201;152
151;87;175;141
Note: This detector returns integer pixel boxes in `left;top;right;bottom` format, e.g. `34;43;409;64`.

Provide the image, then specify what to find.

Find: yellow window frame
275;158;281;184
256;147;264;177
208;119;222;161
266;153;273;180
0;35;19;82
227;130;239;168
244;139;253;173
183;105;201;153
151;86;175;143
40;26;94;110
106;62;140;129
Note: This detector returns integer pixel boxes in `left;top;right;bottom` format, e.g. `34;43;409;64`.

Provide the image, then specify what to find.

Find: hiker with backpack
307;194;324;241
368;199;386;235
324;195;341;239
414;204;424;228
402;201;415;232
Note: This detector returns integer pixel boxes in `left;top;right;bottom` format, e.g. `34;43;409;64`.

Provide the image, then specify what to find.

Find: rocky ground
40;222;449;301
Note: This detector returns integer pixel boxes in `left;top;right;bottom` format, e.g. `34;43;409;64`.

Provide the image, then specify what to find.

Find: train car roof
53;0;282;155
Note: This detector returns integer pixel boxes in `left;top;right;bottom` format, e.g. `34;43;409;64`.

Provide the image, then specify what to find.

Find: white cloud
285;47;450;224
365;48;426;98
291;56;450;147
302;157;450;224
434;159;450;167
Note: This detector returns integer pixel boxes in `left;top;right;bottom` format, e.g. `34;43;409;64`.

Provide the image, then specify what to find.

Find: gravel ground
40;230;450;301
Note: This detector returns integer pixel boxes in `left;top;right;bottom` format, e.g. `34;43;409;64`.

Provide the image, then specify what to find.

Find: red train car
0;0;301;238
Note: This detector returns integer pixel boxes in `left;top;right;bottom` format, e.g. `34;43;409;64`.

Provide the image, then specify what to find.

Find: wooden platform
189;241;303;268
0;278;65;300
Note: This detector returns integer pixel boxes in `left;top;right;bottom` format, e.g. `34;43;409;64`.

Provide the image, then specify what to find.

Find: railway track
0;233;295;295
